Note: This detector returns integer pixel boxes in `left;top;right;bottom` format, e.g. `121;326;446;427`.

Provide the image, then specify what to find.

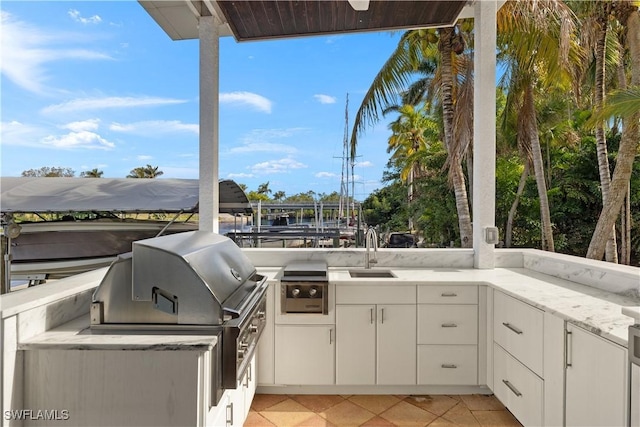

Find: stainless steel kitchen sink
348;270;396;278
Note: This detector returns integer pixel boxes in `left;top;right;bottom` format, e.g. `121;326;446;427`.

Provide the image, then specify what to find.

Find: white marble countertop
330;267;638;348
19;315;218;351
622;306;640;324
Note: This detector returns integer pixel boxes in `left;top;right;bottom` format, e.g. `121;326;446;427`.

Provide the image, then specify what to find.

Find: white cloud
110;120;198;136
0;11;112;94
68;9;102;25
229;142;296;154
313;94;337;104
63;119;100;132
137;155;153;160
227;172;255;179
226;128;307;155
356;160;373;167
42;96;187;114
315;172;338;178
251;158;307;174
0;120;44;147
42;130;115;150
220;91;272;113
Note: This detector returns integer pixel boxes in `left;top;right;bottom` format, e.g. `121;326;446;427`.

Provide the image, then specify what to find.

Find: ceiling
139;0;472;42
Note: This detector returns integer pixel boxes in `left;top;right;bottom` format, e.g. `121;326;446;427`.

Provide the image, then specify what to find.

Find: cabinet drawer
493;291;544;376
336;285;415;304
418;345;477;385
417;305;477;344
418;285;478;304
493;343;543;427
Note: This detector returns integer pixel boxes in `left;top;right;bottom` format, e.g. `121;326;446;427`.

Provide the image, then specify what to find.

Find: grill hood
92;231;262;327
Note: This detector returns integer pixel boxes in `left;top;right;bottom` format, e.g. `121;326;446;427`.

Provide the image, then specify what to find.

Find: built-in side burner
280;261;328;314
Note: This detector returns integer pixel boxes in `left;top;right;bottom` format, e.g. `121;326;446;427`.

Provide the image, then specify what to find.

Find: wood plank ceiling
216;1;467;41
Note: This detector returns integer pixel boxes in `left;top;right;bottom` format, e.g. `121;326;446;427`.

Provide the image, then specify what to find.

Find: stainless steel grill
90;231;268;401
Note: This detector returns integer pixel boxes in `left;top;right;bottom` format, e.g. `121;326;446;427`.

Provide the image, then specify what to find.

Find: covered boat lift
138;0;500;269
0;177;253;290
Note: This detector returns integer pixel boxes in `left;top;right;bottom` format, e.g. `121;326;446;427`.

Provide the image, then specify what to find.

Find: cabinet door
565;324;628;427
377;304;416;385
336;305;376;384
274;325;335;385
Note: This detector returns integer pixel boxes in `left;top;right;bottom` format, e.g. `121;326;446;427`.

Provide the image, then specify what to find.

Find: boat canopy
0;177;253;215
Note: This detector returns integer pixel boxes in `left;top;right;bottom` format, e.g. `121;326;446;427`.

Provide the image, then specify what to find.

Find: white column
199;15;220;233
473;0;497;268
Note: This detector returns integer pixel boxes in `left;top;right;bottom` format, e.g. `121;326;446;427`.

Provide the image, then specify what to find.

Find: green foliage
21;167;75;177
126;165;163;179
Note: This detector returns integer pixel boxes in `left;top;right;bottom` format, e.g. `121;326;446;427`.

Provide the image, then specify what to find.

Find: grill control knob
308;287;318;298
291;287;301;298
249;325;259;334
238;348;246;359
256;310;266;320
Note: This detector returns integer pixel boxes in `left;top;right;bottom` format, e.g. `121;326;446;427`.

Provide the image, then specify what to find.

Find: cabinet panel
417;305;477;345
336;285;415;305
418;285;478;304
493;291;544;376
493;343;543;427
418;345;477;385
274;325;335;385
336;305;376;385
565;324;628;427
377;304;416;385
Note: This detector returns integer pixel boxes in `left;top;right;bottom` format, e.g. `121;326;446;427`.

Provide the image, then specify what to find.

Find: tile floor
246;394;523;426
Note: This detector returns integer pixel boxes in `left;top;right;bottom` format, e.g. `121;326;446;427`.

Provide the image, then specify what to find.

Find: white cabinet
335;304;376;384
493;343;543;427
335;284;416;386
207;354;257;427
493;291;544;377
274;325;335;385
492;291;544;426
417;285;478;385
377;304;417;384
336;304;416;385
565;323;628;427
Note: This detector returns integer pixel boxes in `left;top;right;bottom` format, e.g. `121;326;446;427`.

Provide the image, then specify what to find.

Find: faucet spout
364;227;378;269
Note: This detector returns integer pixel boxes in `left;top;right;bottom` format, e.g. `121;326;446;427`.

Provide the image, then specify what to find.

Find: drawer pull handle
441;292;458;297
502;322;523;335
441;323;458;328
565;330;573;368
226;402;234;425
441;364;458;369
502;379;522;397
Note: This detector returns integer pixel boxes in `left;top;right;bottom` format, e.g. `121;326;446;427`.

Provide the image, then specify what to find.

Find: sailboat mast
344;94;350;223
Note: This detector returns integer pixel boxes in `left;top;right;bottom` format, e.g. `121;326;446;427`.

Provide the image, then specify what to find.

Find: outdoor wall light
484;227;499;245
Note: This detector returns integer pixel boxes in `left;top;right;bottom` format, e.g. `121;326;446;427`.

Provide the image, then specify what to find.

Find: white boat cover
0;177;252;214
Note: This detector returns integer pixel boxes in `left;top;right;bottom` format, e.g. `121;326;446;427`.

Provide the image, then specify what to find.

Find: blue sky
0;1;405;200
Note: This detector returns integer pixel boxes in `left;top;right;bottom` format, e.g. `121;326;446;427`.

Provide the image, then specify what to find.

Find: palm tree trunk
588;5;640;260
506;161;530;248
439;27;473;248
593;4;618;263
624;185;631;265
524;83;554;251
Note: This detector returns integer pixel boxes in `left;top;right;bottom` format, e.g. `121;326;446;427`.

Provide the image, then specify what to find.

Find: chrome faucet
364;226;378;269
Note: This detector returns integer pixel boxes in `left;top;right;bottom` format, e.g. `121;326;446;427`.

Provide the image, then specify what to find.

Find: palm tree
384;104;436;230
257;182;272;196
588;1;640;261
127;164;164;179
497;0;580;252
80;168;103;178
351;25;474;247
273;191;286;202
